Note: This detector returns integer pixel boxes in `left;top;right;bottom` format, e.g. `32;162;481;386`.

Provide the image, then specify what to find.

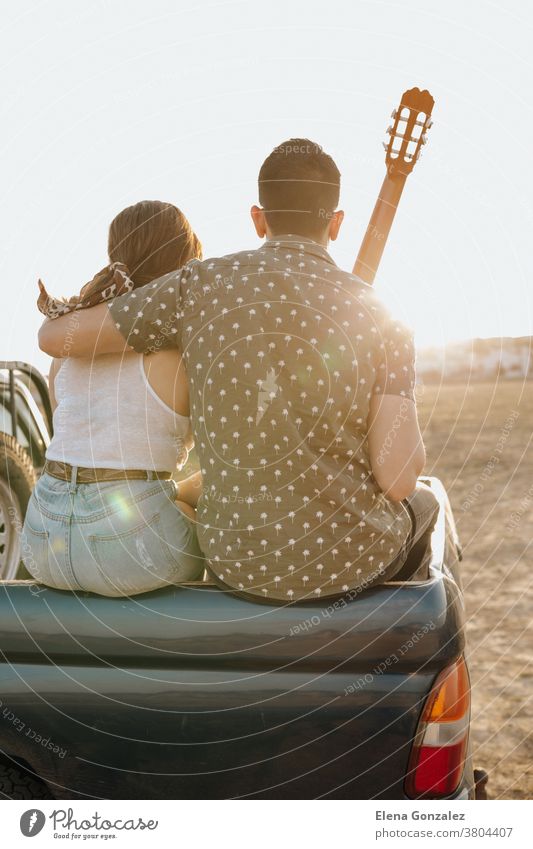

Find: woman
22;200;204;596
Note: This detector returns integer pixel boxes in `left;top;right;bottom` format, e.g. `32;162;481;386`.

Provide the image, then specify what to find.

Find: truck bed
0;479;468;799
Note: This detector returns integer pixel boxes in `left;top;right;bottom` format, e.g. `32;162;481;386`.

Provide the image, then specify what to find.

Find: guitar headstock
384;87;434;176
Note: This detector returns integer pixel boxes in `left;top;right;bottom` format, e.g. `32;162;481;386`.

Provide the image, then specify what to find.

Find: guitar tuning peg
386;125;393;135
391;109;397;119
421;134;428;145
426;119;433;129
382;141;388;151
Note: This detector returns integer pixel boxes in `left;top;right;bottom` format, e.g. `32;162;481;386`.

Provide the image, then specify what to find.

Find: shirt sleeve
372;314;416;401
107;262;199;353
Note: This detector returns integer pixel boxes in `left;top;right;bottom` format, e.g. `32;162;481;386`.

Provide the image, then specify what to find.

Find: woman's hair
37;200;202;320
107;200;202;287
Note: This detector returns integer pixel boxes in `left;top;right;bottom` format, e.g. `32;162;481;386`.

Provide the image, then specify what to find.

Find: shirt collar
262;234;339;268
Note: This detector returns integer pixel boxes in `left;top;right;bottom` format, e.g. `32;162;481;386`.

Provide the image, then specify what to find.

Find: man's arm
38;264;196;358
367;394;425;501
39;305;130;358
368;314;424;501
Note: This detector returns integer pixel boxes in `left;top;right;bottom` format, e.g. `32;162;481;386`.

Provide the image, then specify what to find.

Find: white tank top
46;352;191;472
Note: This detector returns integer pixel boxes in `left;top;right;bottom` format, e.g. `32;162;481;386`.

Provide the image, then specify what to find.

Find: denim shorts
21;472;204;596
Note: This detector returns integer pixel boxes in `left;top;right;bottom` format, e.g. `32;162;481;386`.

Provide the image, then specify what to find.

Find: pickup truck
0;361;51;580
0;363;477;800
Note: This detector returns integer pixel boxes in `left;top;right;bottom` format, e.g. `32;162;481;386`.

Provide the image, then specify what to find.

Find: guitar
352;87;435;284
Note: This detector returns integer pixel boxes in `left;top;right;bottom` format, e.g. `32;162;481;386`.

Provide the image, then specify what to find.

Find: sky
2;0;533;373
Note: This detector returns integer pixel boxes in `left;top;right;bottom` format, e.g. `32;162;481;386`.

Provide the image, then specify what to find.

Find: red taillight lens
405;656;471;798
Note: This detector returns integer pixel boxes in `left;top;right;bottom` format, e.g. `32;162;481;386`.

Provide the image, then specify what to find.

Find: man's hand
38;304;131;358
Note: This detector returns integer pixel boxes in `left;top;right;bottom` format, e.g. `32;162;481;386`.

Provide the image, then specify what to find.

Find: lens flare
108;492;134;520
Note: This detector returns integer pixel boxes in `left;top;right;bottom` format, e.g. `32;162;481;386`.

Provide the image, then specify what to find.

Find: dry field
417;380;533;800
182;379;532;796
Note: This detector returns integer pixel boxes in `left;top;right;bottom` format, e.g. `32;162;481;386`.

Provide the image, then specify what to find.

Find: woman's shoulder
144;348;184;383
142;349;189;418
145;348;182;367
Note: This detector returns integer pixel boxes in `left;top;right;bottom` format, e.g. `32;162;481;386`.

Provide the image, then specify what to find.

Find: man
39;138;438;603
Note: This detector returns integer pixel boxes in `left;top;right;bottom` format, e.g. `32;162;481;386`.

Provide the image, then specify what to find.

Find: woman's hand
175;471;202;508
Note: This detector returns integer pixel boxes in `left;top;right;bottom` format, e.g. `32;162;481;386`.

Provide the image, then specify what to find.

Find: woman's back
47;349;191;472
26;199;204;597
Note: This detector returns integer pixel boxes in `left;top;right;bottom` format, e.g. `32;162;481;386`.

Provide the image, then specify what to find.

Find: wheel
0;432;37;579
0;764;53;800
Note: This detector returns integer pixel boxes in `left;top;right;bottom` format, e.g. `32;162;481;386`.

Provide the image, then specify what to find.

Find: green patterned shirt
109;236;415;602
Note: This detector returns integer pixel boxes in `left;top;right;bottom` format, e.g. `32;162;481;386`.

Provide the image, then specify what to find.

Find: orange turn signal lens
422;656;470;723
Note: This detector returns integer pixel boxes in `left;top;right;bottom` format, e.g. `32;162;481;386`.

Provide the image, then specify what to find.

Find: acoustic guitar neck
353;87;435;285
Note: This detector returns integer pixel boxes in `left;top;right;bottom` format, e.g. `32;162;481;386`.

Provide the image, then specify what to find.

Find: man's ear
251;205;268;238
328;210;344;241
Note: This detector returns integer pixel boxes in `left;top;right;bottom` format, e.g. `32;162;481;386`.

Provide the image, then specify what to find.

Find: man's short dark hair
258;138;341;239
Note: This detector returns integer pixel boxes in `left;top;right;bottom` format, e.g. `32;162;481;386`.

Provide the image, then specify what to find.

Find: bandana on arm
37;262;135;319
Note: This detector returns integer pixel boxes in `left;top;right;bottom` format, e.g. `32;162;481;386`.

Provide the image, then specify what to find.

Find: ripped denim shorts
21;471;204;597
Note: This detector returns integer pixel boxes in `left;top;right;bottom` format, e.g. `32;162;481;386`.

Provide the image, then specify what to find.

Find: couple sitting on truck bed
25;139;439;604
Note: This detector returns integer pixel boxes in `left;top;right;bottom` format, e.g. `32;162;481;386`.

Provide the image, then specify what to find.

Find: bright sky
2;0;532;373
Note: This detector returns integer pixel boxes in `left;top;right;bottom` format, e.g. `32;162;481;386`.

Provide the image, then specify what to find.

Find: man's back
112;235;415;601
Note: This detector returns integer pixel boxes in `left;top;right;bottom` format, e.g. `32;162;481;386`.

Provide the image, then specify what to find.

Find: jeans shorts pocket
88;513;185;595
21;521;52;585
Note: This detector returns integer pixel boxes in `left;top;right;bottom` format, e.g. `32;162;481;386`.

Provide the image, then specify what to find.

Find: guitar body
353;87;435;284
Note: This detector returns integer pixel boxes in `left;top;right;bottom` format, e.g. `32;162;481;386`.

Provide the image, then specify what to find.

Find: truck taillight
405;656;470;798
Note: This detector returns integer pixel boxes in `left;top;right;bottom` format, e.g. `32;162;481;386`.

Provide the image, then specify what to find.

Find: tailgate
0;570;463;799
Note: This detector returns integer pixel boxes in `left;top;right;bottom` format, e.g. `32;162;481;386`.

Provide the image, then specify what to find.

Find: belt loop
146;470;155;482
69;464;78;494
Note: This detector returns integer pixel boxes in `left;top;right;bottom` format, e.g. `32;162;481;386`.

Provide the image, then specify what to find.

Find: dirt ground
417;380;533;800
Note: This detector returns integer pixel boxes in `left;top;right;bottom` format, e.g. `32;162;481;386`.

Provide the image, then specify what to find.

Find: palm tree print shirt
109;236;416;602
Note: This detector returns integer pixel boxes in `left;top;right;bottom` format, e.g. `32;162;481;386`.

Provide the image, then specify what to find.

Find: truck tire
0;432;37;579
0;764;53;800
